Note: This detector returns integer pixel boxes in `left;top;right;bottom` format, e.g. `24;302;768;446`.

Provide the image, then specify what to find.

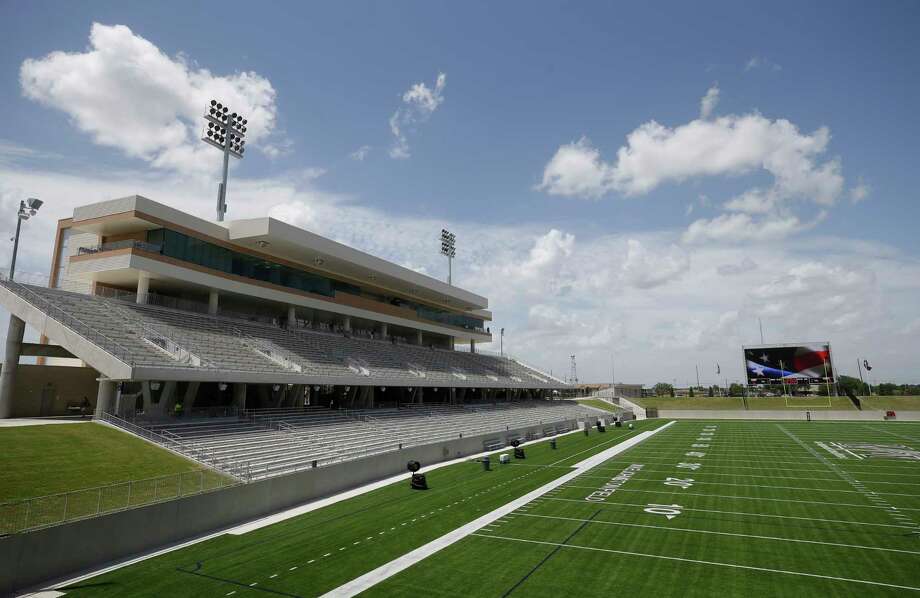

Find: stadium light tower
202;99;248;222
9;198;43;281
440;229;456;285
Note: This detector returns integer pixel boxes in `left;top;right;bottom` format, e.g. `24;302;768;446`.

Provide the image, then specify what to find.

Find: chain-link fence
0;469;236;535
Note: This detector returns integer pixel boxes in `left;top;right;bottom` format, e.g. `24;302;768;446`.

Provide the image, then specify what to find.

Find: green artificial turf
0;422;206;502
56;420;920;597
372;420;920;597
59;420;665;597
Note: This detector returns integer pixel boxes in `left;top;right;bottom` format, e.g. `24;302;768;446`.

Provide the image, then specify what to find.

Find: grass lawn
576;399;623;412
633;396;858;410
59;419;920;597
860;396;920;411
0;422;209;502
633;397;746;409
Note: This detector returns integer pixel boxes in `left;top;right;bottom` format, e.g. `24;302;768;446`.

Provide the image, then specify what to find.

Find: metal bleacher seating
7;282;561;386
145;401;598;480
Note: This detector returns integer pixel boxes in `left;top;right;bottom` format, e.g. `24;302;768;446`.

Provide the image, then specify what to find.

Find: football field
58;420;920;597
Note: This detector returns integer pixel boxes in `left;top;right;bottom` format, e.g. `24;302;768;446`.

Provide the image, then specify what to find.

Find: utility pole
611;353;616;398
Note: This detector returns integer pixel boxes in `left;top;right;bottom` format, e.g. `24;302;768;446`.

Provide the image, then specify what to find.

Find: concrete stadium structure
0;195;568;421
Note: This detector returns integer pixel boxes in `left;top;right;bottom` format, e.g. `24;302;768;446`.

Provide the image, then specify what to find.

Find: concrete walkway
0;418;89;428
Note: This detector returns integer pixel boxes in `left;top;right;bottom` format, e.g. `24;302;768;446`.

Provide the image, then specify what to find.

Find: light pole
9;198;43;281
500;327;505;357
201;99;248;222
440;229;456;285
779;359;789;398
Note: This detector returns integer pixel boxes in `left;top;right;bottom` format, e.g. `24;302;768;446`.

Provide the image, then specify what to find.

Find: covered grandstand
0;195;589;478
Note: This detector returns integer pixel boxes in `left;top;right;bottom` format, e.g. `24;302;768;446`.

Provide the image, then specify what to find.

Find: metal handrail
0;466;237;535
234;327;305;373
101;412;250;482
106;301;205;367
0;278;135;366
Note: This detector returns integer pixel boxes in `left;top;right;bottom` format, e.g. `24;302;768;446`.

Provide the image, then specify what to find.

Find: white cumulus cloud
621;239;689;288
682;212;825;244
700;84;720;119
389;72;446;159
539;97;843;206
19;23;281;174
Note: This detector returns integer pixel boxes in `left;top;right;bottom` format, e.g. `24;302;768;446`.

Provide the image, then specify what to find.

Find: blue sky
0;1;918;383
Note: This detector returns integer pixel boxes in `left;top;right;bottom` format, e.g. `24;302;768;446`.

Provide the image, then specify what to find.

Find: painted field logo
817;441;920;460
843;443;920;461
585;464;644;502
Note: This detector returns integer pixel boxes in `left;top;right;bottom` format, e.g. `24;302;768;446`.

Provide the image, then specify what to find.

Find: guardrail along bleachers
135;401;594;479
1;282;562;386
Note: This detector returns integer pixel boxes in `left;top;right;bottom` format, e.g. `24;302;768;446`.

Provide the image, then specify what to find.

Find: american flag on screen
745;344;833;385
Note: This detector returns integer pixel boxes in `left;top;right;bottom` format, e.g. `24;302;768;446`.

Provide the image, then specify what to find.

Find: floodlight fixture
9;198;43;280
439;228;457;285
202;98;248;221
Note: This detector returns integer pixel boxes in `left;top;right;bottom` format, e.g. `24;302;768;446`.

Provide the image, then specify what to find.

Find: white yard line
556;485;920;511
319;421;676;598
600;453;918;470
590;461;920;477
470;534;920;592
512;513;920;555
540;496;917;529
628;478;919;497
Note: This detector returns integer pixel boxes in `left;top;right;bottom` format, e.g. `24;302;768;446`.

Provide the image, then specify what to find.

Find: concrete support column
417;330;424;345
470;339;476;353
287;305;297;328
378;322;388;338
342;316;351;332
233;383;247;412
158;381;177;417
94;380;116;418
141;381;153;414
136;274;150;304
289;384;304;407
208;290;219;315
184;381;200;414
0;316;25;418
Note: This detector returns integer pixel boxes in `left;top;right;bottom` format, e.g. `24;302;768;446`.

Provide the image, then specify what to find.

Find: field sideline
55;419;920;597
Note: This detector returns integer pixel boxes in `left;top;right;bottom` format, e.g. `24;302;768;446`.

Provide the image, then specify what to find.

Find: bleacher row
143;401;602;479
7;283;561;387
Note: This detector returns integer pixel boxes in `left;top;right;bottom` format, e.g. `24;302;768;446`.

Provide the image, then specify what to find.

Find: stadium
1;195;918;598
2;4;920;598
